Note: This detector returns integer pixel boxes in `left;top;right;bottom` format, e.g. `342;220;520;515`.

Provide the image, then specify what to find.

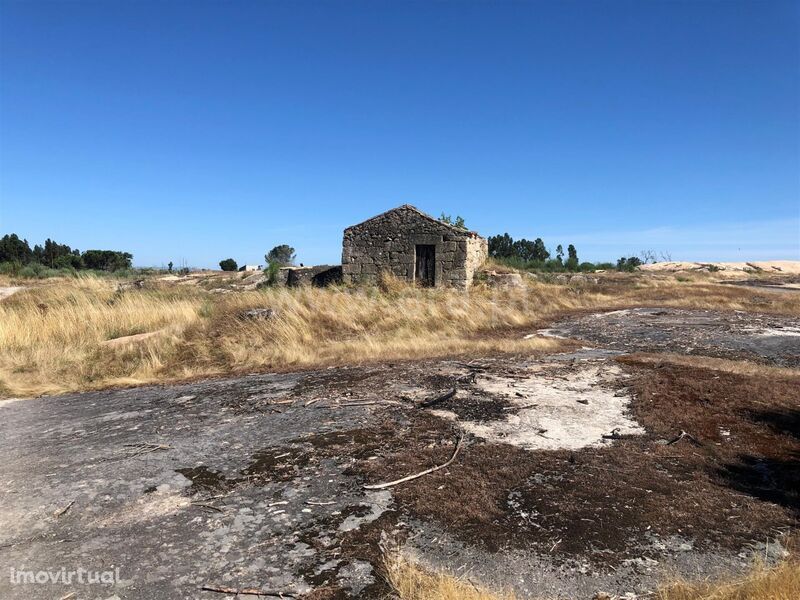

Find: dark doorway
415;245;436;287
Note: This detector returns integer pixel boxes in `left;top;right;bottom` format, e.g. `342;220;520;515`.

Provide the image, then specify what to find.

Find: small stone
240;308;278;320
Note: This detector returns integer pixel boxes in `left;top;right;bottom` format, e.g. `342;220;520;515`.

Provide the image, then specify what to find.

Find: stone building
342;204;488;289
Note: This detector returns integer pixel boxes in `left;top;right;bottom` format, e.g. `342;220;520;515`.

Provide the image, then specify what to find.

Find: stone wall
342;205;487;289
277;265;342;287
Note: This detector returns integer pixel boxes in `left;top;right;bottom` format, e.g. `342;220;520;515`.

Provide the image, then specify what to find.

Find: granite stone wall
341;205;487;289
277;265;343;287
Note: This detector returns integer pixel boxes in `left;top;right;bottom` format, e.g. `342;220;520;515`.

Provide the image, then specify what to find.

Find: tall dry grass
384;550;800;600
383;551;519;600
1;272;798;398
655;559;800;600
0;275;204;396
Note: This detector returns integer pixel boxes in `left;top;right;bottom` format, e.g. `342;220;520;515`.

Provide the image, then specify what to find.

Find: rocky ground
1;308;798;600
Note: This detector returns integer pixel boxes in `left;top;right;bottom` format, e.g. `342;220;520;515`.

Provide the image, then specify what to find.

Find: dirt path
0;286;24;301
1;308;797;599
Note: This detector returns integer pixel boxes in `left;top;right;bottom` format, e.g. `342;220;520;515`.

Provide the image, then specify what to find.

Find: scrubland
1;270;798;398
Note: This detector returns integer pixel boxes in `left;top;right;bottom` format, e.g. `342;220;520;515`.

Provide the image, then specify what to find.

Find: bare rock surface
540;307;800;367
1;307;797;599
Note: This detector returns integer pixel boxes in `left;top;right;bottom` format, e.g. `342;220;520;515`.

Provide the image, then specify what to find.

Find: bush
219;258;238;272
0;261;23;276
265;245;296;267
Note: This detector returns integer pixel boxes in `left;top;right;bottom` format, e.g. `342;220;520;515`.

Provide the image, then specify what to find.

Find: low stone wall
277;265;343;287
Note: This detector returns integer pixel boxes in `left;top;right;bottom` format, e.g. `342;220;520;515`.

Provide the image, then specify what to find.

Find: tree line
0;233;133;272
488;233;645;272
488;233;589;272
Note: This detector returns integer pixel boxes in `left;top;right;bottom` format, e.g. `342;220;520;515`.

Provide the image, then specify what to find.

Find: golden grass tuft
656;559;800;600
383;551;519;600
383;552;800;600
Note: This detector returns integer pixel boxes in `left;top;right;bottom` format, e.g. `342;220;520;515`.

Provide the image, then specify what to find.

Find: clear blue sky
1;0;798;267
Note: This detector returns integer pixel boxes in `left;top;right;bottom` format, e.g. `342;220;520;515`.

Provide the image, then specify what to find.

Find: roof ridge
345;204;480;235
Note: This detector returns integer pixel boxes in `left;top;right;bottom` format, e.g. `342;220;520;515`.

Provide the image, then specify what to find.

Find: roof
344;204;483;237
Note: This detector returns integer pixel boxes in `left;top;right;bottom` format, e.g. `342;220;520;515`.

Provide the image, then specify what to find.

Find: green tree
488;233;514;258
219;258;238;271
532;238;549;261
0;234;33;263
167;261;174;273
565;244;579;271
265;245;296;267
82;250;133;271
555;244;564;264
616;256;643;272
42;238;76;267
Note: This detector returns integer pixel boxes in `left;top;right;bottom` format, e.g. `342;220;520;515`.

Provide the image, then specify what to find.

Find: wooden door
415;245;436;287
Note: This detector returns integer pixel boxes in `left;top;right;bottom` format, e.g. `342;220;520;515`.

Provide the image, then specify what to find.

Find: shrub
219;258;238;271
265;245;296;267
617;256;643;272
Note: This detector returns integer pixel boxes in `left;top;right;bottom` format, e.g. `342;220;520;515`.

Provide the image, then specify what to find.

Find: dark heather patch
290;368;388;398
295;505;401;599
418;373;461;389
433;391;512;421
313;362;800;568
175;466;238;495
241;446;312;483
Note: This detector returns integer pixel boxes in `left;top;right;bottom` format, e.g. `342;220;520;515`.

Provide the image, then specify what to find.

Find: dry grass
384;551;800;600
383;551;519;600
620;352;800;380
1;271;798;398
656;559;800;600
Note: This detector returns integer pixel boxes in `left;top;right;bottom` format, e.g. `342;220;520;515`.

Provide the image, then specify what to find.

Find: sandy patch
640;260;800;274
0;397;25;407
436;360;644;451
0;286;24;301
101;329;167;347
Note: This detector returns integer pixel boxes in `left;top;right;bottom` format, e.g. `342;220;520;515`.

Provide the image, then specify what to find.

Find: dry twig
200;584;294;597
667;430;701;445
53;499;75;518
363;436;464;490
419;388;456;408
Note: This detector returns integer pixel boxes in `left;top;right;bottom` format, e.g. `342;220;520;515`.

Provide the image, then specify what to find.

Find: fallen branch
364;436;464;490
419;388;456;408
200;584;294;598
191;502;223;512
316;400;402;409
602;428;623;440
123;443;172;458
305;500;336;506
667;430;701;446
53;499;75;518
